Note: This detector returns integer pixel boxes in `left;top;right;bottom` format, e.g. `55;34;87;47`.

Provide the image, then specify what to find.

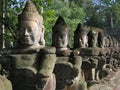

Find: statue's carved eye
27;26;33;31
27;29;32;33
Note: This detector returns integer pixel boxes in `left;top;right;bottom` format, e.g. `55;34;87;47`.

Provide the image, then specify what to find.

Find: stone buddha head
87;30;98;47
52;16;70;50
17;0;45;49
97;31;105;48
74;23;88;48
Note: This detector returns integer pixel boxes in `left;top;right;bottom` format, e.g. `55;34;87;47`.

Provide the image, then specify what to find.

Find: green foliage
1;0;120;47
43;10;57;46
39;0;85;46
4;0;26;42
91;0;120;28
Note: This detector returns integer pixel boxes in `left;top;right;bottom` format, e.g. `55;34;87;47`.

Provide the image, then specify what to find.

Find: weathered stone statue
97;31;105;48
87;30;98;47
52;16;70;51
17;0;45;49
74;23;88;48
52;16;84;90
0;1;56;90
74;28;104;87
96;31;107;79
102;35;117;71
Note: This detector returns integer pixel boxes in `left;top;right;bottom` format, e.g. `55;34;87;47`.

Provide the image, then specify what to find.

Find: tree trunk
110;9;114;28
1;0;6;49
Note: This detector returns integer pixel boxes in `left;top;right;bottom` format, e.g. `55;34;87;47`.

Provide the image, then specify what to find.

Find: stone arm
66;50;82;85
37;47;56;77
70;50;82;71
71;56;82;71
36;47;56;90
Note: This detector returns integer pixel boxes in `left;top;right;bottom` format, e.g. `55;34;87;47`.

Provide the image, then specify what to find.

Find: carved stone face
74;31;88;48
52;28;69;49
78;35;88;47
18;21;43;48
97;31;105;48
87;30;98;47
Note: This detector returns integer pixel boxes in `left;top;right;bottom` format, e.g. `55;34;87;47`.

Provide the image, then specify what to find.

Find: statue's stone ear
41;25;45;33
40;27;45;36
41;28;44;33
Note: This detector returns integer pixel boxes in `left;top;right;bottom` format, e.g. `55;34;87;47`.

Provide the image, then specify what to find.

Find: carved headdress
52;16;69;34
52;16;70;48
18;0;43;25
74;23;88;48
74;23;86;33
54;16;67;26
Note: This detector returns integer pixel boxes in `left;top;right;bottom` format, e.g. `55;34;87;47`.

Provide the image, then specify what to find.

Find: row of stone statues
0;0;119;90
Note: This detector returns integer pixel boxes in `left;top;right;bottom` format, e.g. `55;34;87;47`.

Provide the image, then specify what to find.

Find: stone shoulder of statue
70;49;82;70
0;46;56;67
55;48;80;57
56;49;72;56
39;46;56;54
